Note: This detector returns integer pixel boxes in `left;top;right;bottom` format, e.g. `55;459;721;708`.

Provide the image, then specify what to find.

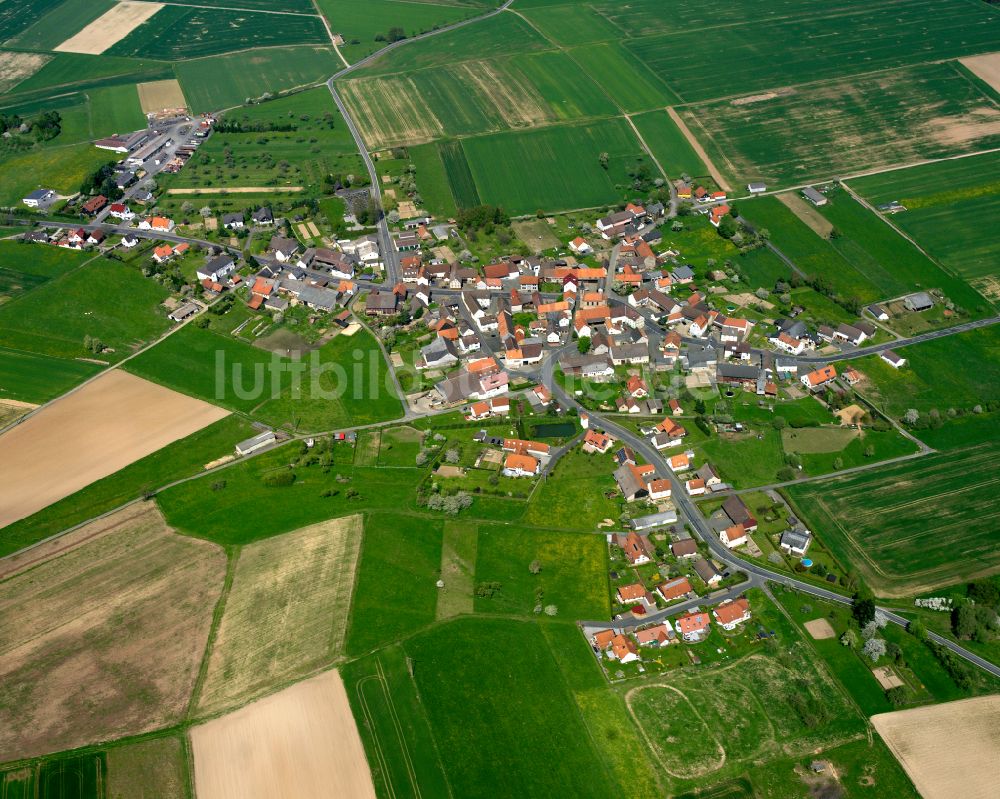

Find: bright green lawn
404;617;622;797
473;524;609;619
523;448;623;530
631;108;707;178
0;143;116;206
0;258;170;362
0;346;101;404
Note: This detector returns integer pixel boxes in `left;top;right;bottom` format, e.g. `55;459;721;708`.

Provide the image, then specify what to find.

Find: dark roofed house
722;495;757;531
903;292;933;312
252;207;274;225
671;538;698;559
365;290;398;316
222;212;245;230
693;557;722;585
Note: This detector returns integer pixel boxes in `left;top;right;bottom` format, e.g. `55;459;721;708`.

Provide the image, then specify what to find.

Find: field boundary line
310;0;349;67
666;107;732;191
186;545;241;719
624;113;667;180
375;657;421;797
148;1;320;15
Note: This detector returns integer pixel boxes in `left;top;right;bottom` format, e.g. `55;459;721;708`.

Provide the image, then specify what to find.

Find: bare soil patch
55;2;163;55
0;504;225;761
667;106;731;191
433;245;456;261
0;370;229;528
777;191;834;238
197;515;363;716
804;618;836;640
137;79;187;114
926;107;1000;148
191;669;377;799
872;695;1000;799
0;52;50;93
107;736;186;799
872;666;904;690
960;52;1000;94
836;404;866;426
435;464;467;478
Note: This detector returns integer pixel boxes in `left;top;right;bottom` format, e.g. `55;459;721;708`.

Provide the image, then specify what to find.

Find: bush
262;469;296;487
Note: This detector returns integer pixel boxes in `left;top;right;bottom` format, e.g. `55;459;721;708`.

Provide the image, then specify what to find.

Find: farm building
802;186;827;206
903;292;934;312
235;430;276;456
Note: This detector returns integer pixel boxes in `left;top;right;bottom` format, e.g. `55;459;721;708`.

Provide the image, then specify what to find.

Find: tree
832;457;844;470
863;444;875;458
886;686;909;707
598;152;609;170
776;466;797;482
577;335;592;354
445;448;460;464
952;602;980;639
772;416;787;430
853;592;876;627
908;618;927;642
840;629;859;648
529;559;542;575
903;408;920;425
862;637;886;662
544;604;558;616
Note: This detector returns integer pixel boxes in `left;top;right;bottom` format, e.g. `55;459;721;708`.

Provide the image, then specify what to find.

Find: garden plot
0;370;229;528
191;669;377;799
55;1;162;55
197;515;364;715
0;504;225;761
872;695;1000;799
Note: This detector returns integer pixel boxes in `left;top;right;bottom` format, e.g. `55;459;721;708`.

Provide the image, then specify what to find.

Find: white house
22;188;56;207
880;350;907;369
720;524;747;549
568;236;592;255
197;255;237;283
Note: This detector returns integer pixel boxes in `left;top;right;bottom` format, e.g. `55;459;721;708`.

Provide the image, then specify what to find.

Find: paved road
538;344;1000;678
322;0;517;288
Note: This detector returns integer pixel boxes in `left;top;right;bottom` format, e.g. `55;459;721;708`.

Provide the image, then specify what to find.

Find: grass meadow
681;62;1000;187
408;141;459;216
9;0;114;50
107;6;328;60
0;257;170;362
0;415;254;557
850;324;1000;419
567;42;679;111
0;143;116;206
404;617;622;797
0;346;102;405
462;117;649;214
849;152;1000;294
174;46;343;113
786;442;1000;597
6;53;172;100
0;0;63;42
523;448;623;530
472;524;609;619
438;138;480;209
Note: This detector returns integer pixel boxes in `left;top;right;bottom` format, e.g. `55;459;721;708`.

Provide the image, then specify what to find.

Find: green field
157;444;419;545
0;415;254;557
404;617;622;797
107;6;329;60
4;53;172;100
786;443;1000;597
174;46;343;113
850;324;1000;419
437;139;479;209
407;141;458;217
0;0;64;42
162;87;364;196
462;117;649;214
352;12;549;76
742;189;991;310
10;0;115;50
849;152;1000;291
341;645;452;798
472;524;609;619
520;3;621;45
631;108;708;178
523;448;622;530
0;257;170;362
566;42;678;111
627;0;1000;102
347;512;444;654
87;84;145;134
0;142;116;206
0;346;101;405
682;62;1000;187
317;0;487;64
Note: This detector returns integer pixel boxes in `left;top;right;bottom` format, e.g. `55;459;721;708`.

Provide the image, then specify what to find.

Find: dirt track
191;670;377;799
667;107;732;191
55;2;163;55
0;370;228;528
872;695;1000;799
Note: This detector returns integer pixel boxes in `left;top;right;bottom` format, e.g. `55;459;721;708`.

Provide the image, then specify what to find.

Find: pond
530;422;576;439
